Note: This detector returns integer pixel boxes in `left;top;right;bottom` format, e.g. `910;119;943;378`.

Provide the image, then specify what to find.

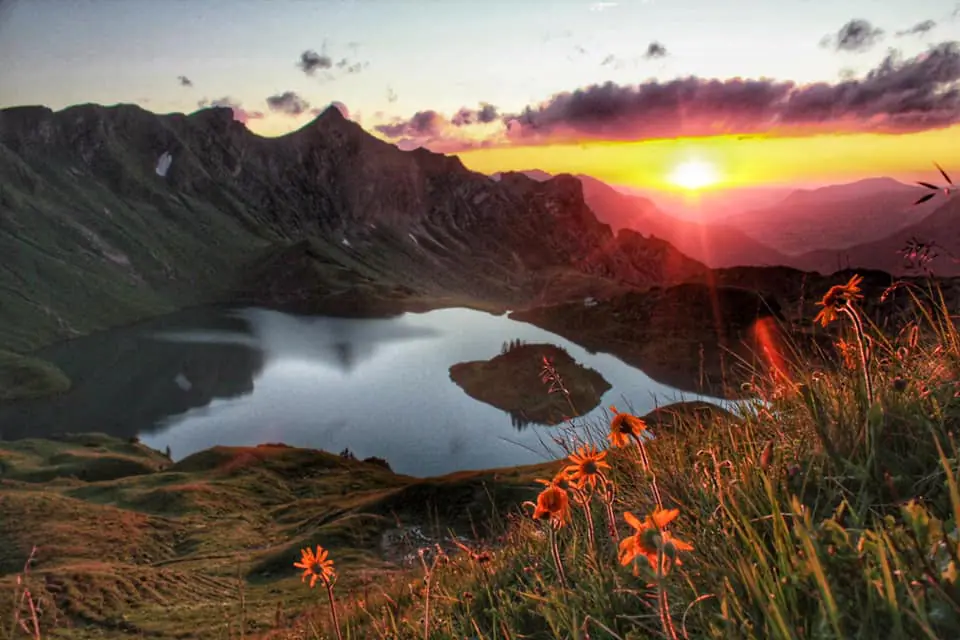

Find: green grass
259;276;960;640
0;436;560;639
4;276;960;639
0;349;71;401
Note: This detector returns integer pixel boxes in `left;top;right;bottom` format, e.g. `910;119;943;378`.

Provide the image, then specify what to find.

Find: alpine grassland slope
3;272;960;639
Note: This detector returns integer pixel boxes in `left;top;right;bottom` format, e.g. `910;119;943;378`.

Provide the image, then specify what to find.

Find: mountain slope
722;178;941;255
575;174;792;268
793;195;960;276
0;103;707;352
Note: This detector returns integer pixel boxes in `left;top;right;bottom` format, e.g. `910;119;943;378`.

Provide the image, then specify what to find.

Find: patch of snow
408;233;420;245
341;238;352;248
174;373;192;391
155;151;173;177
584;296;598;308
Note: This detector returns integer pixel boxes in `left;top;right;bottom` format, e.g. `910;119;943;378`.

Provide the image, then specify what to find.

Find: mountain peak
311;103;350;127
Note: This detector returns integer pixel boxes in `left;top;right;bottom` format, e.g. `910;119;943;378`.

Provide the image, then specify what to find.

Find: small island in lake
449;342;611;425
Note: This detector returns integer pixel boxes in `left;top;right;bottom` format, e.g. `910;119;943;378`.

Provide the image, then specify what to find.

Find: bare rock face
0;102;711;350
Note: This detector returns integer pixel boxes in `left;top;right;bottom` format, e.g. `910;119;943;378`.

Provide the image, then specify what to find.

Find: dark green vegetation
449;342;611;425
0;433;561;638
511;272;960;398
510;282;784;397
0;349;71;401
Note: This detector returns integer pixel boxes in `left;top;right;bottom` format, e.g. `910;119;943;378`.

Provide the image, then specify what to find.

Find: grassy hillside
3;273;960;639
0;434;561;638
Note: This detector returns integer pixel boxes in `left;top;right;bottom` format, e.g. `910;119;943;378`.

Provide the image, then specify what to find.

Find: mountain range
1;102;958;362
0;103;706;353
509;170;957;276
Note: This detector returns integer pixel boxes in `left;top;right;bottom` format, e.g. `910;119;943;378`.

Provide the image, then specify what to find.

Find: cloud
451;103;499;126
373;108;500;154
198;97;264;124
498;41;960;143
822;19;885;52
387;86;398;103
177;75;193;87
375;110;446;138
644;41;668;58
375;41;960;152
335;58;369;74
298;49;333;75
589;2;618;11
266;91;311;116
896;19;937;37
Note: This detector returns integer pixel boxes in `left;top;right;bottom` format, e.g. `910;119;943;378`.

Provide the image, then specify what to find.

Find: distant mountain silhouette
574;174;792;268
721;178;942;255
794;195;960;276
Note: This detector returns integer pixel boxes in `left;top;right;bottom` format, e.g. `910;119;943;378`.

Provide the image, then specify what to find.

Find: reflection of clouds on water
235;308;440;374
5;305;731;477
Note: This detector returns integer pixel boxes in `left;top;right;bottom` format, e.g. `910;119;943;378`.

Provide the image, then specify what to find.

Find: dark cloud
387;86;398;103
644;42;668;58
266;91;311;116
451;103;499;126
375;110;445;138
822;19;885;52
198;97;264;124
336;58;369;74
298;49;333;75
177;75;193;87
500;41;960;142
896;19;937;37
601;54;616;66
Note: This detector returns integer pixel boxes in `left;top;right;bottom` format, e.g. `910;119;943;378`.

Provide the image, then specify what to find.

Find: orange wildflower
537;470;573;492
835;339;858;370
608;405;650;448
814;275;864;327
532;483;571;526
563;444;611;490
294;545;337;588
618;508;693;576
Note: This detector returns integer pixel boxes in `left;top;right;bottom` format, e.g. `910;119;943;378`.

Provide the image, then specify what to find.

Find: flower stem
656;549;679;640
576;489;596;552
842;304;874;406
548;524;568;588
600;477;619;543
632;433;664;509
324;580;344;640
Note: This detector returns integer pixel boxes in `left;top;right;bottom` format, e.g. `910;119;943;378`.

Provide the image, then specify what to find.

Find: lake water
0;306;730;477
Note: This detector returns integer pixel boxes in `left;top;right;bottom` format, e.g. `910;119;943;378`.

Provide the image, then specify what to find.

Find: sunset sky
1;0;959;192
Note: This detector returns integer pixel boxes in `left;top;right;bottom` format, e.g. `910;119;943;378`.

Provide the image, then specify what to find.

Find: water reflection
0;306;731;476
0;309;265;439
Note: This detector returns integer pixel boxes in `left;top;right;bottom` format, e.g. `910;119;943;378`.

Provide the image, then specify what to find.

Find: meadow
5;267;960;640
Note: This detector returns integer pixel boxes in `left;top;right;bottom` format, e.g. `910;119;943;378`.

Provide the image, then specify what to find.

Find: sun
668;159;720;190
